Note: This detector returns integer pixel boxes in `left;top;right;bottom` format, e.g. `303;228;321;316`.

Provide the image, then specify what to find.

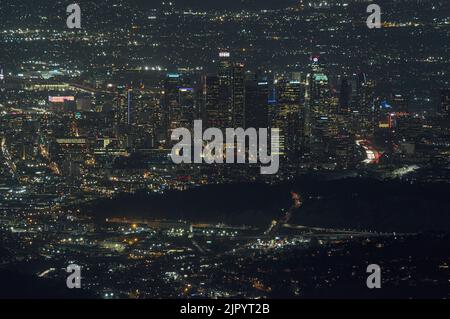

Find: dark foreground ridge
84;178;450;233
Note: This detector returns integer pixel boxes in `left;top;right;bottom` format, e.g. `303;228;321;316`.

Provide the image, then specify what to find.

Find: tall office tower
218;52;232;83
178;87;195;129
218;52;233;127
331;131;357;169
244;74;258;128
392;93;409;114
397;116;423;143
359;79;376;138
232;63;245;127
137;92;163;147
349;72;376;138
203;75;225;128
441;89;450;120
274;78;303;163
338;72;368;137
112;86;131;148
305;69;333;164
349;72;368;113
164;73;182;141
339;77;351;113
116;86;134;126
114;86;128;128
308;73;331;116
245;73;269;129
127;89;133;125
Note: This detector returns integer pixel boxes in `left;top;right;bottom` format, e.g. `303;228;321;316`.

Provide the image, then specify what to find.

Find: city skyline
0;0;449;303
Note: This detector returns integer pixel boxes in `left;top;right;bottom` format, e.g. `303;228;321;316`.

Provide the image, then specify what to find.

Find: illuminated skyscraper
397;116;423;143
178;87;195;129
339;77;351;113
305;63;333;164
164;73;182;141
232;64;245;127
127;89;132;125
274;78;303;162
218;52;233;127
392;94;409;114
218;51;232;84
203;75;225;128
245;73;269;129
350;73;376;138
115;86;129;128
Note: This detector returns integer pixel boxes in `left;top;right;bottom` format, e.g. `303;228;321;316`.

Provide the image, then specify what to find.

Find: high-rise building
308;73;331;116
218;52;233;127
339;77;351;113
203;75;225;128
114;86;129;128
202;53;248;130
273;78;303;162
218;52;232;82
397;116;423;143
392;94;409;114
231;64;245;127
178;87;196;129
306;70;332;162
164;73;182;140
127;89;133;125
349;74;376;139
245;73;269;129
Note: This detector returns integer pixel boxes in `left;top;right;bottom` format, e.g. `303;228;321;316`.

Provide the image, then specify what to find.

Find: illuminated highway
356;140;382;164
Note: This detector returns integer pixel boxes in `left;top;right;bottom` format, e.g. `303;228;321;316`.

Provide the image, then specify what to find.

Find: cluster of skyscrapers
115;52;378;169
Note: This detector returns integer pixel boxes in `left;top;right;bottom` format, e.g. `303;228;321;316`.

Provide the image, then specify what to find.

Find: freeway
356;139;382;164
